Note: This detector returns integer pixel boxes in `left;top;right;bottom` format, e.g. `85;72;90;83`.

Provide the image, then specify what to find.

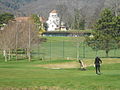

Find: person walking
94;57;102;75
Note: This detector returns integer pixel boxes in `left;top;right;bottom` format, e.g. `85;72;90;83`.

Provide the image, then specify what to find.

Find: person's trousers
95;65;100;74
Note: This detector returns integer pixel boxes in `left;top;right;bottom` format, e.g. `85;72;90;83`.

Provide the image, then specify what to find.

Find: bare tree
0;17;42;62
15;18;41;62
56;4;68;30
89;0;105;29
105;0;120;16
0;21;16;62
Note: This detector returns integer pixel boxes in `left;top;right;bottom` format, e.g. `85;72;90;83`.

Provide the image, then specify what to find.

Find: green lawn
0;58;120;90
32;37;120;60
0;37;120;90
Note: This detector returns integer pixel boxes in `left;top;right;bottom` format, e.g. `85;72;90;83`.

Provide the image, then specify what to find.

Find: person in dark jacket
94;57;102;75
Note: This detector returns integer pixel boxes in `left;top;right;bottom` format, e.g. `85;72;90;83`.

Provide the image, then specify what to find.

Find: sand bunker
36;62;80;69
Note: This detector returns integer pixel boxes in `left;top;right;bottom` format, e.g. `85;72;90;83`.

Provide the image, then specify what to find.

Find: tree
106;0;120;16
16;18;41;62
0;21;16;62
72;8;85;30
43;22;48;31
31;14;45;34
0;17;43;62
0;13;14;28
112;15;120;47
85;9;116;57
56;4;68;30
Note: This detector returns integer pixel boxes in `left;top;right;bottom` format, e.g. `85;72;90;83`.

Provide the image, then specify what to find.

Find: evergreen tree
86;9;117;57
0;13;14;28
31;14;45;34
113;16;120;47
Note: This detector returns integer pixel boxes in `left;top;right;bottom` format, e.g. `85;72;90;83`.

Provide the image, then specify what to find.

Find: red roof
15;17;30;22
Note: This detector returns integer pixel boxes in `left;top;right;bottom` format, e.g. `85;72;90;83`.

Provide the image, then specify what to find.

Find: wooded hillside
0;0;119;29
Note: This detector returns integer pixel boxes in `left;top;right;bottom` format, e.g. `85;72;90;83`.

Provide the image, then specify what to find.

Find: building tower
46;10;60;31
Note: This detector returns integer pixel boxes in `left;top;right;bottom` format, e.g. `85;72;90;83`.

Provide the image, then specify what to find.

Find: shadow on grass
100;56;120;58
0;87;67;90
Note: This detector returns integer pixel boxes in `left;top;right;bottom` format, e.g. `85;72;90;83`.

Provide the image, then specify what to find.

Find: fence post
63;40;64;59
50;40;52;60
77;42;80;60
38;42;39;60
83;42;85;58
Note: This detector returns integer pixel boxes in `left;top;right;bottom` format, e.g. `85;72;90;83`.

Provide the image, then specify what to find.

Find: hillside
0;0;37;14
18;0;105;16
18;0;118;28
18;0;106;28
0;0;115;16
0;0;119;28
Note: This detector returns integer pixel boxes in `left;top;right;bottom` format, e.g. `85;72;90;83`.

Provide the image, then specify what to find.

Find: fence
31;40;120;60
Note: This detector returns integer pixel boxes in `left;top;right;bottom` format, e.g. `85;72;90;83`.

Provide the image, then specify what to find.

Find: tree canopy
85;8;120;57
0;13;14;27
72;9;85;30
31;14;45;34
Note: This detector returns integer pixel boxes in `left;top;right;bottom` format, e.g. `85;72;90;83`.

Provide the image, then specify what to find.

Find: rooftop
50;9;58;13
15;17;30;22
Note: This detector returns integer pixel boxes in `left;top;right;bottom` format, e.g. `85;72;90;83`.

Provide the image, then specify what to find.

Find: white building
46;10;66;31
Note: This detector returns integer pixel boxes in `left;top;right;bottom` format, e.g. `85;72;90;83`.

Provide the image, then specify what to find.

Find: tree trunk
28;21;31;62
16;48;18;61
16;22;18;61
59;17;62;31
27;48;31;62
28;51;31;62
25;48;28;58
115;0;119;17
106;50;109;57
3;50;7;62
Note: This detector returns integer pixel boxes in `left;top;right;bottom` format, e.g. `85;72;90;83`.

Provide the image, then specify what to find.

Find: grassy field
0;37;120;90
0;57;120;90
32;37;120;60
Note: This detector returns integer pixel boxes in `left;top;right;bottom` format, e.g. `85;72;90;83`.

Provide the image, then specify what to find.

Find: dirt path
36;62;80;69
35;58;120;69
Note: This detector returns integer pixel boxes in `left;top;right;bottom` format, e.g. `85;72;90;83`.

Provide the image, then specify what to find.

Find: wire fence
31;41;120;60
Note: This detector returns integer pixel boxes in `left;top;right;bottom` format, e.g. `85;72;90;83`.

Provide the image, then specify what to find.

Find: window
52;15;56;17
